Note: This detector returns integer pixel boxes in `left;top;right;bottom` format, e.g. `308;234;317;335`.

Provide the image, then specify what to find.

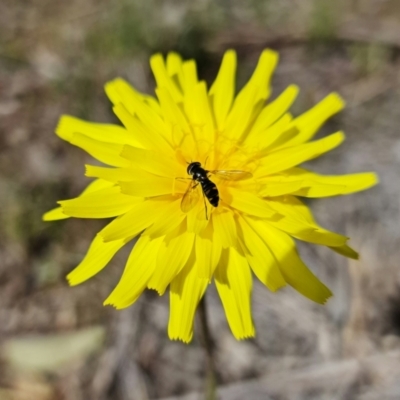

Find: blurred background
0;0;399;399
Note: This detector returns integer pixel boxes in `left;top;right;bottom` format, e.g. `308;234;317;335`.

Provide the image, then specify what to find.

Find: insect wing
210;170;253;181
181;181;200;212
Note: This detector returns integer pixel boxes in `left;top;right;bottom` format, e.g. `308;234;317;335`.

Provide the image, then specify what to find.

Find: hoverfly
181;161;252;219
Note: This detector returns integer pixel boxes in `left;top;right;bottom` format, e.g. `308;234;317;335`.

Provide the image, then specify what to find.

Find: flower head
44;50;378;343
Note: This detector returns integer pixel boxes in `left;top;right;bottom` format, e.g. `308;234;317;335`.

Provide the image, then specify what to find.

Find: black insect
181;161;252;219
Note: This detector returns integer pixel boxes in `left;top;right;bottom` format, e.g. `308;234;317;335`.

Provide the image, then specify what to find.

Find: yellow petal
268;195;326;224
247;113;295;151
224;87;258;142
120;176;186;197
247;218;332;304
121;145;183;178
209;49;237;130
248;85;299;139
144;198;186;238
257;131;345;176
238;49;278;106
42;207;69;221
286;92;345;147
105;77;142;114
166;52;184;83
248;49;278;96
195;220;222;280
293;183;347;197
180;59;198;93
128;96;170;141
70;133;129;167
67;234;127;285
81;178;114;194
58;186;141;218
221;187;277;218
168;252;208;343
237;215;286;291
106;78;162;113
99;198;171;242
287;168;379;197
186;201;209;234
144;95;163;115
42;179;113;221
258;174;345;198
212;207;237;248
259;181;305;197
329;244;359;260
183;81;216;150
85;165;139;182
195;235;213;281
156;86;191;137
215;247;255;339
266;196;348;247
105;77;164;117
55;115;138;146
86;168;186;194
112;103;173;155
104;235;164;308
225;50;278;141
150;53;183;103
262;125;299;151
148;223;195;295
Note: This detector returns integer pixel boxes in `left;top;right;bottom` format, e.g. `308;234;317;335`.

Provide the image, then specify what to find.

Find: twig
197;295;217;400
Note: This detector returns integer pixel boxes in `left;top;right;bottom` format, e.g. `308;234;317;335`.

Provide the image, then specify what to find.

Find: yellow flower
43;50;378;343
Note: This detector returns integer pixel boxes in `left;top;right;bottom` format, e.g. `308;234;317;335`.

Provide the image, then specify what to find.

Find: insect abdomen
202;180;219;207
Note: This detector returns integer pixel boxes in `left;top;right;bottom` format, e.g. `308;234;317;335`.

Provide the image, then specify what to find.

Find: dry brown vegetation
1;0;400;399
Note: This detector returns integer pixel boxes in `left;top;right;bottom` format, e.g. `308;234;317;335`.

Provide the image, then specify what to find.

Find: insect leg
201;188;208;220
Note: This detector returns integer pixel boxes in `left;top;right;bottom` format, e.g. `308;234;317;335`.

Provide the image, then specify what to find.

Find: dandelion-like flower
44;50;378;343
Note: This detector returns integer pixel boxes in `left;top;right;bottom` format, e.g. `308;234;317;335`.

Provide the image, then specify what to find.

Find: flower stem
198;295;217;400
